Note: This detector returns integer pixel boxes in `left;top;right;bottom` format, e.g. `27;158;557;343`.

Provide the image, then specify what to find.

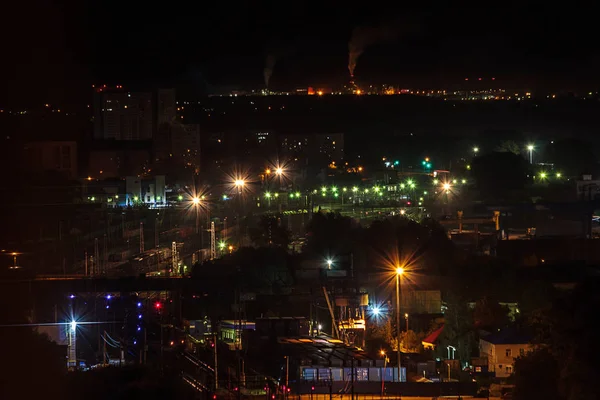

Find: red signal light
154;302;162;309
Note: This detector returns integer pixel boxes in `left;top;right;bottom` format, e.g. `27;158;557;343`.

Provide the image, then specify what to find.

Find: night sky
3;1;599;107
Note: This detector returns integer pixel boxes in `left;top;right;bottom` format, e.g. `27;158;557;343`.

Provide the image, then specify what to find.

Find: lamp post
527;144;534;164
234;179;245;246
395;266;404;382
380;350;388;396
405;313;409;333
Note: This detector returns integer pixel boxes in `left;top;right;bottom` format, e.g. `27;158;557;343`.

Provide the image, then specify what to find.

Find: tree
513;348;560;400
249;215;290;248
494;140;521;155
436;291;475;363
304;212;358;256
400;330;421;353
471;151;529;200
514;279;600;400
545;138;598;178
472;297;510;331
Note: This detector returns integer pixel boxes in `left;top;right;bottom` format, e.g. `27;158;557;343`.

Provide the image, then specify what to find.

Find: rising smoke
348;21;403;77
264;54;277;88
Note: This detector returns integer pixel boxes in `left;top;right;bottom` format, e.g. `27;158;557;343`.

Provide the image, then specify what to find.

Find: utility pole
285;355;289;399
94;238;99;276
139;222;144;253
155;217;159;248
103;330;107;365
210;221;216;260
84;250;88;276
171;241;177;276
214;332;219;390
103;234;107;275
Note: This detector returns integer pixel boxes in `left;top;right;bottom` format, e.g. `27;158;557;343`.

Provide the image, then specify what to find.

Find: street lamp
405;313;409;332
473;147;479;155
395;266;404;382
326;259;333;269
527;144;534;164
380;350;388;396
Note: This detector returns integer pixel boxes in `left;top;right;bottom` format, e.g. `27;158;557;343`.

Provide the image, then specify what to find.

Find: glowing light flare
70;321;77;331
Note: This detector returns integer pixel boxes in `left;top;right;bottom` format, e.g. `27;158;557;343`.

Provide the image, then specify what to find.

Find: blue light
133;340;137;345
69;294;75;299
138;314;142;319
106;305;109;309
106;294;112;300
372;307;381;316
137;302;142;308
137;326;141;331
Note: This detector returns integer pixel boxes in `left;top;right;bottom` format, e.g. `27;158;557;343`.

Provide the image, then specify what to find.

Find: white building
125;175;166;206
479;328;533;378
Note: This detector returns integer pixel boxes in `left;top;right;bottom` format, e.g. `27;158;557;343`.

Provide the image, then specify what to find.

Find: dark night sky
2;1;599;107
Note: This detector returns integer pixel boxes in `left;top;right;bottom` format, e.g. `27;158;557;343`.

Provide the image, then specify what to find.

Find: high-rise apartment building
93;86;153;141
157;88;176;125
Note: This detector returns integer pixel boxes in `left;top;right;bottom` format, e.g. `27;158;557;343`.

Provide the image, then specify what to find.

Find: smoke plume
264;54;277;88
348;22;402;77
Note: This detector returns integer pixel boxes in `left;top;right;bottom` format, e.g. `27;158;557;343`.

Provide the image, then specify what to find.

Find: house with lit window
479;327;533;378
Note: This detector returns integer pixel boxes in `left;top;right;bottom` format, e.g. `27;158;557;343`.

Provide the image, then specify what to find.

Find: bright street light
234;179;245;187
275;167;283;175
192;197;201;205
473;147;479;154
396;266;404;276
527;144;534;164
443;183;451;191
70;321;77;331
372;307;381;316
326;259;333;269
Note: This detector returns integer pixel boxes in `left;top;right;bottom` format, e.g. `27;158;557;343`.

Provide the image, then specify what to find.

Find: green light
322;193;326;197
274;193;279;198
331;186;338;192
218;241;226;249
374;186;380;193
540;172;547;179
422;161;426;166
461;179;466;184
334;193;339;198
178;195;183;201
378;192;383;196
400;183;405;189
289;193;294;198
321;186;327;192
133;196;138;202
342;187;347;192
222;194;228;200
90;196;95;201
352;186;358;192
433;179;438;185
295;192;301;198
423;191;428;195
426;163;431;169
265;192;271;198
394;160;399;165
156;196;161;201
